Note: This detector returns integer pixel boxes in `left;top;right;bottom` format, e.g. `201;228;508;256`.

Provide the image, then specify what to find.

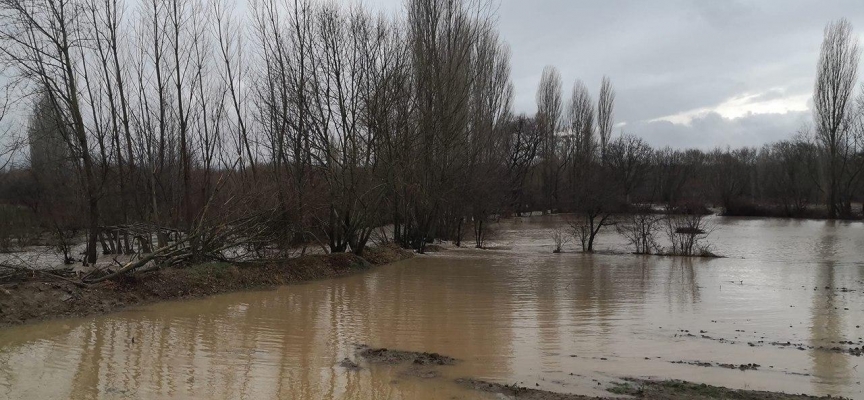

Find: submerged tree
566;164;618;253
664;211;713;257
616;212;662;255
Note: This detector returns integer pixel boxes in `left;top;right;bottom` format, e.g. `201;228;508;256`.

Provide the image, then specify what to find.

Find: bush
616;213;663;254
663;212;714;256
550;227;570;253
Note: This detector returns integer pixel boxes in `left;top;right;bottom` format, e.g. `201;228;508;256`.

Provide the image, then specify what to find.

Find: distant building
27;93;71;184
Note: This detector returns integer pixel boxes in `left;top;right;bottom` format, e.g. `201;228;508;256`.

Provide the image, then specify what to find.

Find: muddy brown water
0;215;862;399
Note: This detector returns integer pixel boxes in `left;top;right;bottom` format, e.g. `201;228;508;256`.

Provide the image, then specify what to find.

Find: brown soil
457;378;845;400
608;379;843;400
457;379;593;399
0;244;413;328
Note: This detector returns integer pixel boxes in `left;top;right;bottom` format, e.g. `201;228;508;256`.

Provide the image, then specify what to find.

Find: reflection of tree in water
809;225;850;396
11;264;518;399
534;255;566;372
665;257;700;308
637;257;651;294
562;254;654;354
585;254;616;340
814;221;839;261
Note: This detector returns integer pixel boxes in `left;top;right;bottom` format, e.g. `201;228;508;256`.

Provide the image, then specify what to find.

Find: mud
607;379;845;400
679;329;864;357
338;358;362;371
354;345;458;380
458;377;845;399
357;345;459;366
456;378;593;399
0;244;413;327
354;347;845;399
671;360;760;371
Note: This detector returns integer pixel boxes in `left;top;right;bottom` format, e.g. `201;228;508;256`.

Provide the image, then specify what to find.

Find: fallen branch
0;263;91;288
82;235;199;284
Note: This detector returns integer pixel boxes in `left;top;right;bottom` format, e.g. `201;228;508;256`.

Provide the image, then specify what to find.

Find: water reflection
0;216;862;399
666;257;700;307
809;225;851;397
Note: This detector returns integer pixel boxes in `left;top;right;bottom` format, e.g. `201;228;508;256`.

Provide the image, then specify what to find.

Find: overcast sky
365;0;864;149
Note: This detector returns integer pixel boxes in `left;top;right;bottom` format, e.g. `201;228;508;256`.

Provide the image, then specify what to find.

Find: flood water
1;215;863;399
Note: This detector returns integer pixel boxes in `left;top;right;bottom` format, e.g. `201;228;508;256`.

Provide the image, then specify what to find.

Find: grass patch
607;381;643;395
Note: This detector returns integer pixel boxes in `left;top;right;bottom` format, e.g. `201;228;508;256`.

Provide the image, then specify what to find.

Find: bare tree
851;87;864;215
565;168;616;253
503;115;541;214
550;227;569;253
616;211;662;254
466;27;513;248
597;76;615;161
403;0;491;251
709;147;756;214
813;18;860;219
0;0;102;263
653;148;705;209
536;65;562;212
562;79;594;197
606;132;651;204
0;76;14;172
763;137;819;216
214;0;256;180
2;0;851;281
664;211;714;257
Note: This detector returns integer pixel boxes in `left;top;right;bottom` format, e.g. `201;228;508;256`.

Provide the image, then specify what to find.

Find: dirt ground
355;346;847;400
0;244;413;327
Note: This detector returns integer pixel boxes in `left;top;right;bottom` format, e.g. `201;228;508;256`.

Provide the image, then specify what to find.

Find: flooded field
0;215;862;399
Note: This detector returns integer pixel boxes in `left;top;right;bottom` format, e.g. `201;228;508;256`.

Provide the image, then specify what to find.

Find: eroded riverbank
0;244;413;327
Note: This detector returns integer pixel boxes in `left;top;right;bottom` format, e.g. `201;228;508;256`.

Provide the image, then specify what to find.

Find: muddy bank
459;378;844;400
0;244;413;327
355;347;845;400
457;378;592;399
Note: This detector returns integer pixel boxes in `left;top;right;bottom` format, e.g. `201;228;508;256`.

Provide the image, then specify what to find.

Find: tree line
0;0;861;267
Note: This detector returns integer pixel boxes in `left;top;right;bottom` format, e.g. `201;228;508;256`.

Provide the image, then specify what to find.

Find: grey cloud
750;88;790;103
628;110;810;150
495;0;864;147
